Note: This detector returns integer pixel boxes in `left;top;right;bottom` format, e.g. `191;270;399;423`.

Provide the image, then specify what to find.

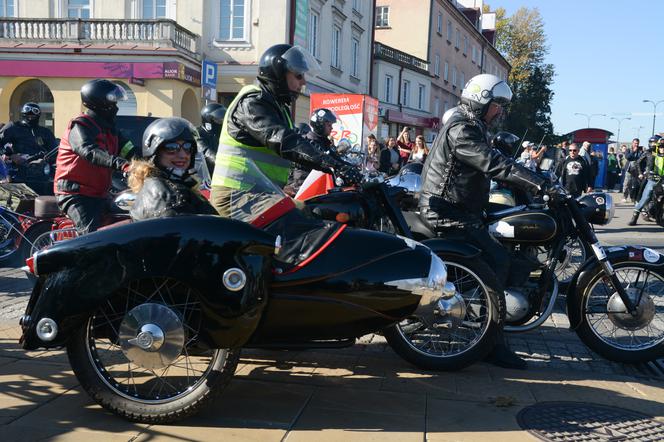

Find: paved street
0;199;663;441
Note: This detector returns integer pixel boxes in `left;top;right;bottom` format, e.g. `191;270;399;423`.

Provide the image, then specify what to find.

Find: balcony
0;18;200;59
373;42;430;75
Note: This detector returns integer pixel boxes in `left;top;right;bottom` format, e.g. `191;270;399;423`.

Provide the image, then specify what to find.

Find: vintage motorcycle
644;175;663;227
301;170;664;365
19;159;455;423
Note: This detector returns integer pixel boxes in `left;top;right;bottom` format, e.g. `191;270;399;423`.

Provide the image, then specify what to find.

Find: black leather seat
34;196;62;218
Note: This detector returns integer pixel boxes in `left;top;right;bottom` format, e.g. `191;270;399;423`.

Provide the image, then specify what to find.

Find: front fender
22;216;276;350
566;245;664;329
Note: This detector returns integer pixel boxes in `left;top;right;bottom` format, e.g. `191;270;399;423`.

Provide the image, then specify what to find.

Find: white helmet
461;74;513;116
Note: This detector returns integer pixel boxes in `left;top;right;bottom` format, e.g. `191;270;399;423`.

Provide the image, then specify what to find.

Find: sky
492;0;664;142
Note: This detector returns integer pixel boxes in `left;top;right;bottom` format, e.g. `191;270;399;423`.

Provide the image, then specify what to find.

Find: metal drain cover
517;402;664;441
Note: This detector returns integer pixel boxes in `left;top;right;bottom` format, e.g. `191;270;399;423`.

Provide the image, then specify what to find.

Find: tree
486;6;556;142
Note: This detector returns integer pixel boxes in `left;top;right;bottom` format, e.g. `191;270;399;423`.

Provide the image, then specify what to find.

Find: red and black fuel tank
487;209;558;244
248;228;432;344
303;190;370;227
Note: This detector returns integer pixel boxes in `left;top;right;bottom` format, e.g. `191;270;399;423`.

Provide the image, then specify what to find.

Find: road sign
202;60;217;89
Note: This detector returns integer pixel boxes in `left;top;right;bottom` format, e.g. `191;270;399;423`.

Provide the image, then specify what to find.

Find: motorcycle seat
34;196;62;218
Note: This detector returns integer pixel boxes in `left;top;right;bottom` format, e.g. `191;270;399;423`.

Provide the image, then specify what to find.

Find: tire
555;236;590;286
18;222;52;263
0;214;23;266
66;278;240;424
575;263;664;363
385;255;506;371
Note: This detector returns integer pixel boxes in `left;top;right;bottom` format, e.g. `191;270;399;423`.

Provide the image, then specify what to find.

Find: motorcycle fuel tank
488;210;558;244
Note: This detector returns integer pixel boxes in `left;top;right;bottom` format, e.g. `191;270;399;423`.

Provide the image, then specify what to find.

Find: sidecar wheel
66;278;240;424
385;256;505;371
576;264;664;363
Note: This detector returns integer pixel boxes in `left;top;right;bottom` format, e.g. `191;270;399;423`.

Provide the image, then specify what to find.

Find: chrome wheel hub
607;289;656;330
435;292;467;329
119;303;185;370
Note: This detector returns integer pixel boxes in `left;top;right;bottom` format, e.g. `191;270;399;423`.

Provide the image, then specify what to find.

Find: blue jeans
634;179;656;211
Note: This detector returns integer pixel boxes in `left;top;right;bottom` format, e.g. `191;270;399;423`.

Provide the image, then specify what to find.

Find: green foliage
487;5;556;140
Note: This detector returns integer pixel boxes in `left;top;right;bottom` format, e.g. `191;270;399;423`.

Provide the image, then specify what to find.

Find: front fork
567;198;638;314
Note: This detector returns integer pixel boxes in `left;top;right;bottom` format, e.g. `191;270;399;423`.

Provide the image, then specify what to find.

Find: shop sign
310;93;378;152
293;0;309;48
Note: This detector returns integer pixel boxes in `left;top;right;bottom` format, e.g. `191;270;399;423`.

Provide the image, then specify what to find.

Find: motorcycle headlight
604;193;614;223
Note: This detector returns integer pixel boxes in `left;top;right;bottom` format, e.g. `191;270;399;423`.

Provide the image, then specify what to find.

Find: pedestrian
579;141;592;166
128;117;217;221
408;135;429;163
397;126;414;167
518;141;536;170
560;143;592;198
379;136;400;175
606;147;619;191
588;149;600;190
365;135;380;174
622;139;641;202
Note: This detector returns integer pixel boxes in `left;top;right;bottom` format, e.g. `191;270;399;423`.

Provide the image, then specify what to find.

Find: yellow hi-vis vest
655;155;664;177
211;85;293;189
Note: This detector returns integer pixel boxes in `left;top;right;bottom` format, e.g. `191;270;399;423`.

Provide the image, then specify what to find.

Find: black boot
484;341;527;370
628;211;639;226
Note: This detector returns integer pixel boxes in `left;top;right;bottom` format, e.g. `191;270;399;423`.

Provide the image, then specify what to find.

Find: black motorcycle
19;159;455;423
303;171;664;365
644;175;663;227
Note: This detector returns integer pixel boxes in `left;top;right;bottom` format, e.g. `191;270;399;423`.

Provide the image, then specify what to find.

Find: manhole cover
517;402;664;441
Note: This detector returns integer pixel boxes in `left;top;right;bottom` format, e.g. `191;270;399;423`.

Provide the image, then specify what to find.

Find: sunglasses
162;141;193;154
22;105;41;115
569;149;578;152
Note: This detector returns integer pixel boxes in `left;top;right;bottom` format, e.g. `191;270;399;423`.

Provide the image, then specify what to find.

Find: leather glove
337;163;363;185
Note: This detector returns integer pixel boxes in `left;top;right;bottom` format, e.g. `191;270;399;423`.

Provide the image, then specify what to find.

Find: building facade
373;0;509;140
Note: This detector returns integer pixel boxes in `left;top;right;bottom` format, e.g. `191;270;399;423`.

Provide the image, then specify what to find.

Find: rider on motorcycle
419;73;547;369
0;102;58;179
129;117;217;221
210;44;361;217
54;79;135;233
196;103;226;175
286;108;338;194
629;136;664;225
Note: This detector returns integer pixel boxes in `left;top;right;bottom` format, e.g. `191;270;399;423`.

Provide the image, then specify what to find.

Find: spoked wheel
67;278;239;423
384;255;505;371
0;214;21;264
29;227;78;257
554;236;589;285
576;264;664;363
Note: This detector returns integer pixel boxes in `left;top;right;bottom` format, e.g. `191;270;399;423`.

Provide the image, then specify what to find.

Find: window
385;75;393;103
219;0;246;41
446;19;452;41
332;25;341;69
351;37;360;77
444;100;450;112
353;0;361;13
437;12;442;34
68;0;91;18
0;0;15;17
471;45;477;63
434;54;440;76
452;66;457;87
402;80;410;107
460;72;465;90
309;11;320;58
434;97;440;117
417;84;426;110
142;0;167;18
455;28;460;49
375;6;389;27
463;35;468;55
443;61;449;81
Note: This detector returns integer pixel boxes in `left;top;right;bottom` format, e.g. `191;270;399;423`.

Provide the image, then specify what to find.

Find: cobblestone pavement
1;200;663;382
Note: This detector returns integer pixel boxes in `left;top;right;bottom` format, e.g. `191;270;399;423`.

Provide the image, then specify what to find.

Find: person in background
622;139;641;202
54;79;135;234
379;136;400;175
129;117;217;221
518;141;536;170
559;143;592;198
196;102;226;174
579;141;592;166
397;126;414;166
408;135;429;163
530;144;548;170
629;137;664;225
365;134;380;174
606;146;619;192
588;149;600;190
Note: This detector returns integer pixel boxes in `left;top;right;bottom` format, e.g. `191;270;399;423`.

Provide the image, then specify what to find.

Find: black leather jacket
130;172;217;221
287;131;333;192
225;82;346;174
196;123;220;174
0;120;57;157
419;106;545;225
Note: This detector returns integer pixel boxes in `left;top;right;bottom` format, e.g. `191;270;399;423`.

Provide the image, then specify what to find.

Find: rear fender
21;216;275;350
421;238;482;259
566;245;664;329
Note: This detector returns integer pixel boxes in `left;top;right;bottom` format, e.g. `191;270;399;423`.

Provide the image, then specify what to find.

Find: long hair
414;135;429;155
127;158;160;193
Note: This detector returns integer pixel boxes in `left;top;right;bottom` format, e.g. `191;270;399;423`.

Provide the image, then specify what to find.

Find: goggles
162;141;193;154
21;105;41;116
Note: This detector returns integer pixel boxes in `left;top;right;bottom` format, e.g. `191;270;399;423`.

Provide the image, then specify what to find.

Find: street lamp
610;116;631;147
574;112;607;128
642;99;664;136
633;126;645;140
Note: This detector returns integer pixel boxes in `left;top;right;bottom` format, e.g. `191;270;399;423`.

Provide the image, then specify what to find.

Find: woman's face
388;138;396;147
157;140;192;170
416;138;424;147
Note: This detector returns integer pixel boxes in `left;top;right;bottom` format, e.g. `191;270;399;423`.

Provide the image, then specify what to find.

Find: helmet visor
281;45;322;79
21;104;41;116
106;85;128;103
208;106;226;125
491;81;513;106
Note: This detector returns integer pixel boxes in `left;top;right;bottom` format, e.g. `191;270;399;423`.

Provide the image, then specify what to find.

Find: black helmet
142;117;198;169
80;79;127;116
491;131;520;157
295;122;311;135
648;135;661;147
310;108;337;136
257;44;321;102
200;103;227;125
20;102;41;126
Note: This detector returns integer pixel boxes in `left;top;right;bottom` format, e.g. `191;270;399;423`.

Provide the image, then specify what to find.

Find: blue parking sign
202;60;217;88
